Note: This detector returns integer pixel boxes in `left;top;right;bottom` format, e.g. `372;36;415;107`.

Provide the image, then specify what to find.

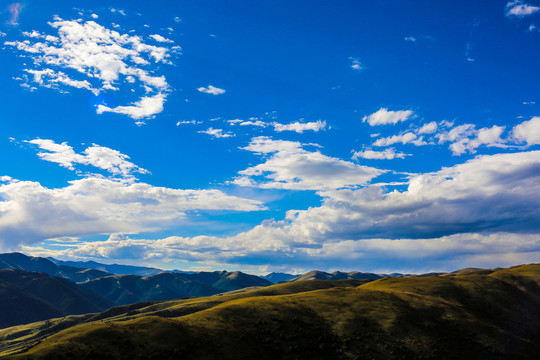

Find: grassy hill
2;264;540;359
0;269;114;329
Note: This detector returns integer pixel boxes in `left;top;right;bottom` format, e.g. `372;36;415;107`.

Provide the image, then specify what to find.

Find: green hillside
2;265;540;359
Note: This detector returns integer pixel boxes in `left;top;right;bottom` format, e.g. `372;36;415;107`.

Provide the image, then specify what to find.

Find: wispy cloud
349;57;363;70
198;127;235;138
7;3;22;25
26;139;149;179
352;148;409;160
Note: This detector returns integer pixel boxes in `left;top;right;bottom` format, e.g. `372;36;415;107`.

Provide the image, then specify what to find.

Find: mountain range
2;263;540;359
0;253;272;328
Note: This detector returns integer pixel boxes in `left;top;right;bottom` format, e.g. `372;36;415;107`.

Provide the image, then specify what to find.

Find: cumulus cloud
28;150;540;272
0;177;265;250
149;34;173;43
232;137;384;190
417;121;438;135
506;1;540;16
198;127;235;138
363;108;415;126
197;85;226;95
352;148;409;160
404;36;417;42
436;124;506;155
5;16;174;120
512;116;540;146
27;139;148;178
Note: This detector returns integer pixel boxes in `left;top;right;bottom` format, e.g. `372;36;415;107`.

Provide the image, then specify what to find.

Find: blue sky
1;0;540;274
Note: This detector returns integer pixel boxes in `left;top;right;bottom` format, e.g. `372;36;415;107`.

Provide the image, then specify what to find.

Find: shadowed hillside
2;264;540;359
80;270;273;305
0;269;114;328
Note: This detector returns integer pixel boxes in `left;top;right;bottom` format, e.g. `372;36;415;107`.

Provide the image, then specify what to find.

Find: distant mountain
81;270;273;305
0;253;112;283
0;269;114;328
5;264;540;360
263;272;298;283
288;270;384;282
48;258;170;276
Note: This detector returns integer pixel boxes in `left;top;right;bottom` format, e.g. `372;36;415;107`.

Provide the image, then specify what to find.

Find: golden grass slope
2;265;540;359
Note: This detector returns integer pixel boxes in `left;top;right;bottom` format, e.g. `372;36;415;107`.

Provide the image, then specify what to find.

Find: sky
1;0;540;274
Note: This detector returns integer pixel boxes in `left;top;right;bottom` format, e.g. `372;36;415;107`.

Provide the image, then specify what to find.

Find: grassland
2;265;540;359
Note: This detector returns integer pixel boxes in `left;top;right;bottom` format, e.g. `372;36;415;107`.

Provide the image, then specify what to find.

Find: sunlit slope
4;265;540;359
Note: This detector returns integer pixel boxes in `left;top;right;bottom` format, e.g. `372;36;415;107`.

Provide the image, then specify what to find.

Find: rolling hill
0;269;114;328
2;264;540;359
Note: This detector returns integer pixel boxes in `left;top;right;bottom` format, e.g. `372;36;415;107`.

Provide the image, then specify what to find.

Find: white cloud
0;177;265;250
197;85;226;95
272;120;327;133
349;57;363;70
25;68;100;95
110;8;127;16
30;150;540;272
506;1;540;16
5;17;174;120
198;127;235;138
404;36;417;42
7;3;22;25
26;139;148;178
373;132;426;147
512;116;540;146
97;93;166;120
176;120;202;126
437;124;506;155
417;121;438;134
232;137;384;190
149;34;173;43
229;120;268;127
91;14;98;19
352;148;409;160
363;108;415;126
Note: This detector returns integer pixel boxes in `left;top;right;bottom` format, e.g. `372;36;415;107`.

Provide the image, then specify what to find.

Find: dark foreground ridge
2;263;540;359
